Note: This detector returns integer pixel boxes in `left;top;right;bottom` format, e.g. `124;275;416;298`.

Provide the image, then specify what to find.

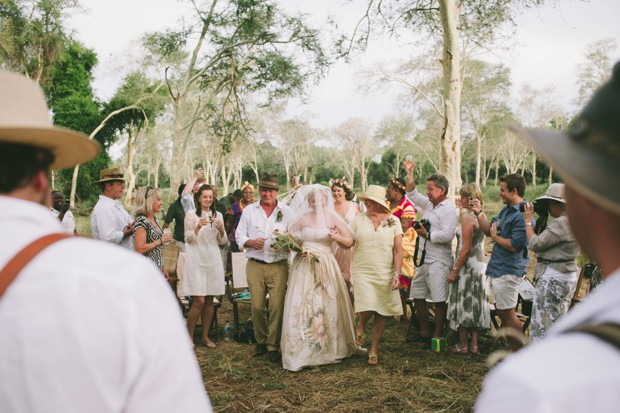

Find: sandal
355;327;366;347
448;344;469;354
367;354;379;365
469;345;479;354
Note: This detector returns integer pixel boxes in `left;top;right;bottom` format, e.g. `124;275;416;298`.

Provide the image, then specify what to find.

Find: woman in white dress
182;184;227;348
281;185;365;371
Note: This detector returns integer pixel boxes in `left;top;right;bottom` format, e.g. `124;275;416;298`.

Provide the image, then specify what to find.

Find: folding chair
230;252;252;331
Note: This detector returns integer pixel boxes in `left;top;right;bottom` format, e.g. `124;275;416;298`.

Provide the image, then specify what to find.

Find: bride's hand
328;226;339;240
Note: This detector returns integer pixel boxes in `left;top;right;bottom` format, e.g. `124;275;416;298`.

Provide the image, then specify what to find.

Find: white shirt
50;207;75;234
406;189;457;266
476;268;620;413
0;196;212;413
235;200;292;262
91;194;133;249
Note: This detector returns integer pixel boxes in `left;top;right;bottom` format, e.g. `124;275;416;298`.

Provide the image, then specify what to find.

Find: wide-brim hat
357;185;391;212
258;173;279;190
535;183;566;204
0;71;100;170
94;167;125;184
510;62;620;216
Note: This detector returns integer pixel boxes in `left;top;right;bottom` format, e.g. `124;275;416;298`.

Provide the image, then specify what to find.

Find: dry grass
194;301;491;413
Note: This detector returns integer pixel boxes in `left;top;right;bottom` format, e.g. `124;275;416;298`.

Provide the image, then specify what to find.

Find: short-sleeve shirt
164;198;186;243
133;215;164;271
486;204;529;277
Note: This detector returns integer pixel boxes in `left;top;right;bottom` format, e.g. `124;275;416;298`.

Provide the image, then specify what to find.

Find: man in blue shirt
472;173;529;350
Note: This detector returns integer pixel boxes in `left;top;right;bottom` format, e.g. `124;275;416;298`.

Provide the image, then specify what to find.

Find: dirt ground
193;299;493;413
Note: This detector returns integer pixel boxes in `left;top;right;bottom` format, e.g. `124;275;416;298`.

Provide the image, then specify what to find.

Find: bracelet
473;210;481;216
525;223;532;226
394;272;401;277
452;267;459;272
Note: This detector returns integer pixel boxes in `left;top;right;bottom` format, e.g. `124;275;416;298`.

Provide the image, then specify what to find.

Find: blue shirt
486;204;530;278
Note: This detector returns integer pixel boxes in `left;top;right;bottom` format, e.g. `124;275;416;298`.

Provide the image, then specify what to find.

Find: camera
518;200;548;216
413;218;431;232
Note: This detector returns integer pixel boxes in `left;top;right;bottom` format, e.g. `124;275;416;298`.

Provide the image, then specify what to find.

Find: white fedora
535;183;566;204
0;71;100;169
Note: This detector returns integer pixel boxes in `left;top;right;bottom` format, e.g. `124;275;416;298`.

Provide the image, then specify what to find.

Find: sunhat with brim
510;62;620;216
535;183;566;204
357;185;391;212
94;167;125;184
0;71;100;170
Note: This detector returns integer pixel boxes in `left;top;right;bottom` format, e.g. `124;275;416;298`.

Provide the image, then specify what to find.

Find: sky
68;0;620;130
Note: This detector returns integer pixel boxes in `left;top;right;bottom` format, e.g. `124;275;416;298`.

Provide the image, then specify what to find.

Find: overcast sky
68;0;620;129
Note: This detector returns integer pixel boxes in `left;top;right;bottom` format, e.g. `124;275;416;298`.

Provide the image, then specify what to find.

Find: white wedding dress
281;216;363;371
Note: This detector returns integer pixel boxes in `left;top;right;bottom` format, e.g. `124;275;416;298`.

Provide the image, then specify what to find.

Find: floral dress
281;227;363;371
447;217;491;332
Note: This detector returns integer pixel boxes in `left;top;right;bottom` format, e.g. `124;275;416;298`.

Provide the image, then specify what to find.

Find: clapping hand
490;222;499;238
161;232;173;244
328;226;339;241
523;202;534;222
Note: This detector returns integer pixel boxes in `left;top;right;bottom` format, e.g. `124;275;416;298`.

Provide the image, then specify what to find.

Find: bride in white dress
281;185;366;371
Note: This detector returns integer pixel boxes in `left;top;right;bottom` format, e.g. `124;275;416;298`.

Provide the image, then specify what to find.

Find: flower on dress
303;310;328;350
382;217;397;228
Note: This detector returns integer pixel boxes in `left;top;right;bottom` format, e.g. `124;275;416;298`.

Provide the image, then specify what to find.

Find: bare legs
496;308;523;351
187;295;216;345
357;311;388;360
414;299;447;338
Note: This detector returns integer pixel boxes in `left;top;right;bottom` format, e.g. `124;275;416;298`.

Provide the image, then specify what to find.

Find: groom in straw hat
476;64;620;411
0;72;212;412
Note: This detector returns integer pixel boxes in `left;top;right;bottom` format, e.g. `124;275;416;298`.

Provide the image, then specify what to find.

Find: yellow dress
350;214;403;316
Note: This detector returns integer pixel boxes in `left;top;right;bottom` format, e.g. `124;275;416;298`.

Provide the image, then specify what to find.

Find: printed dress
447;218;491;332
281;227;363;371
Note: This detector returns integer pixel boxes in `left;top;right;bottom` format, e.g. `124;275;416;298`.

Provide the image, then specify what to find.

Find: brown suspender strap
0;233;70;299
567;323;620;351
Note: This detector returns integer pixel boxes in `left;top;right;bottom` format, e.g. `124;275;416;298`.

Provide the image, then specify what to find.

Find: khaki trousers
246;259;289;351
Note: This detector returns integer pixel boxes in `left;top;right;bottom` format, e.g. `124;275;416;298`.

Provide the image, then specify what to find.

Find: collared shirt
486;204;529;277
50;208;75;234
235;200;292;263
476;269;620;413
91;195;133;249
0;196;212;413
164;198;186;243
406;189;457;266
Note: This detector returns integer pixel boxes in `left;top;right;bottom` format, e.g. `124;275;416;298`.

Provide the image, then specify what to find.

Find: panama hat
510;62;620;216
0;71;100;169
535;183;566;204
358;185;391;212
258;173;280;190
94;167;125;184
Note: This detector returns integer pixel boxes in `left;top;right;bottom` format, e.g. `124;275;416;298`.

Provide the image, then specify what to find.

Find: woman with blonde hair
446;184;490;354
132;186;173;277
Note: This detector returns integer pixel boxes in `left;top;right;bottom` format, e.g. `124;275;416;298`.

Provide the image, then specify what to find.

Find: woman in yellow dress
350;185;403;365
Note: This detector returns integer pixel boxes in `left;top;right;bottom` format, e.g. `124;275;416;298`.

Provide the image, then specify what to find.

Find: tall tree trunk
494;157;499;186
548;165;553;185
439;0;462;196
531;152;537;186
475;131;483;188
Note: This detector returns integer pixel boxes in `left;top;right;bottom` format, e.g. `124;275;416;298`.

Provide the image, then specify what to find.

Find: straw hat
0;71;100;169
258;173;279;190
535;183;566;204
510;62;620;216
94;167;125;184
358;185;391;212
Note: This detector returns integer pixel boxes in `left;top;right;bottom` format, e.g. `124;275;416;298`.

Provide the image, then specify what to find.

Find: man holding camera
404;163;457;342
477;63;620;412
471;173;530;351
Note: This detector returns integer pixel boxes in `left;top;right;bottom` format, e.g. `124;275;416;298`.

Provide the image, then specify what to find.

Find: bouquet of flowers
271;229;319;262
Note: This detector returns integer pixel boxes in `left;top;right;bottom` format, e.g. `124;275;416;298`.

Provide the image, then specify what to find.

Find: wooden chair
230;252;252;331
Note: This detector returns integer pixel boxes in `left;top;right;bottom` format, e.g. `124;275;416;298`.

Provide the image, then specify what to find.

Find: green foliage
48;40;111;202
